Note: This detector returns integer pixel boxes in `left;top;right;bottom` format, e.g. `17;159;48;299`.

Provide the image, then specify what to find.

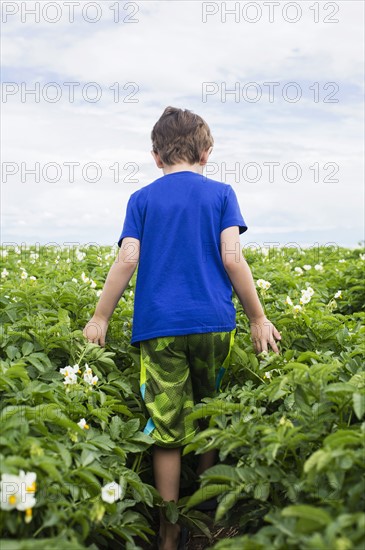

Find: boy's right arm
220;226;281;354
82;237;140;346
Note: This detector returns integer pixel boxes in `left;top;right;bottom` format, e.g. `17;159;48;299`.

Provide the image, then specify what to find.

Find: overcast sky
2;0;364;249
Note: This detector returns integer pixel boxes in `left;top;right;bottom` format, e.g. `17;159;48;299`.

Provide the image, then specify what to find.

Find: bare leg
153;446;181;550
196;449;217;476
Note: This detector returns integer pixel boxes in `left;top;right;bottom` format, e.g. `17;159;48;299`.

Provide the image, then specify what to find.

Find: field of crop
1;243;364;550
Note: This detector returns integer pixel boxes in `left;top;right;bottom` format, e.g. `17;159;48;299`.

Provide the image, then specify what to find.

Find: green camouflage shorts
139;329;236;448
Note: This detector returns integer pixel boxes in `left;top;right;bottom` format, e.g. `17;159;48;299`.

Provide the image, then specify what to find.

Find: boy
83;107;281;550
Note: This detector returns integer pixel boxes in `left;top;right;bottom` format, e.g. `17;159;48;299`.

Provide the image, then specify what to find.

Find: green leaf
121;418;140;438
185;484;231;509
325;382;356;394
323;430;361;449
253;481;270;501
81;450;96;467
54;441;72;468
5;346;20;360
165;501;179;524
97;356;116;368
200;464;240;484
304;450;332;473
179;510;212;539
216;487;242;521
296;351;321;363
282;505;331;526
87;464;114;482
21;342;34;356
110;404;132;417
353;392;365;420
110;415;123;440
74;469;101;497
3;364;30;383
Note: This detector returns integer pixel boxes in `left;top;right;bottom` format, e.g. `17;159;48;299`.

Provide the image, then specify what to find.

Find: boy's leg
196;448;217;476
139;336;195;549
153;446;181;548
188;330;236;477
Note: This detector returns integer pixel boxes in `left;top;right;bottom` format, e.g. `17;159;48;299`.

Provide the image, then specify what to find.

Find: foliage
0;243;364;548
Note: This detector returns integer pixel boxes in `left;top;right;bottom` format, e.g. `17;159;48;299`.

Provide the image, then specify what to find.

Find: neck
162;162;204;175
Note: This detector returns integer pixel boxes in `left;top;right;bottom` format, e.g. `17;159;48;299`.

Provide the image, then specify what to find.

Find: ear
199;147;213;167
151;150;164;169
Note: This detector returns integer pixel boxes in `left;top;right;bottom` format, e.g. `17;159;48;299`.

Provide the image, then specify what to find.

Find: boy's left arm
82;237;140;346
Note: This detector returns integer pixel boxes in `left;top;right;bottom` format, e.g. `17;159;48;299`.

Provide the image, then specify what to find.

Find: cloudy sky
2;0;364;249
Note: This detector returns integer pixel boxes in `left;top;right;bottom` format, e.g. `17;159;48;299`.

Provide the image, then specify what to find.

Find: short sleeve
117;193;142;248
220;185;248;234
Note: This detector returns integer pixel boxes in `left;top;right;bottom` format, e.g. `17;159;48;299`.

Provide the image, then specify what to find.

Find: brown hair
151;106;214;166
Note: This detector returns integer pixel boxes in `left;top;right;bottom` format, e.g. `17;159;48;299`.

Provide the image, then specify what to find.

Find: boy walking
83;107;281;550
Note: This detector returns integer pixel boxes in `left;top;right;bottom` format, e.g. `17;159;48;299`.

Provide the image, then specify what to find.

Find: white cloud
2;0;364;247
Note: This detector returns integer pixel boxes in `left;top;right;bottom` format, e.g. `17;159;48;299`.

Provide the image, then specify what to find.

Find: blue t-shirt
117;171;248;348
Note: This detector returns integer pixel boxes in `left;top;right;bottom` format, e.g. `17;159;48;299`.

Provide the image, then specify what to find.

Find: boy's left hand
250;316;282;355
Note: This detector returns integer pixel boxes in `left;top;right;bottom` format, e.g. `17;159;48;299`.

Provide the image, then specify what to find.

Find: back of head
151;106;214;166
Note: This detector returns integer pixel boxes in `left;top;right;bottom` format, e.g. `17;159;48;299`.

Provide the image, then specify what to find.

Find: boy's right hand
82;315;109;347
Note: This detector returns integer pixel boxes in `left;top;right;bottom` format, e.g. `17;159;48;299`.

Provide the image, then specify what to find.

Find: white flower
95;290;102;297
256;279;271;290
299;286;314;305
81;272;90;283
314;264;323;271
64;373;77;385
83;366;92;377
1;268;9;278
20;271;28;279
77;418;89;430
60;364;80;386
60;364;80;377
89;279;97;289
29;276;37;281
0;470;37;522
300;293;311;305
72;278;78;283
76;251;86;261
293;305;302;314
30;253;38;260
338;259;346;263
285;296;293;306
294;267;303;275
327;299;337;311
83;366;98;386
101;482;122;504
2;250;8;257
334;290;342;299
264;371;271;379
303;265;312;271
360;253;365;261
